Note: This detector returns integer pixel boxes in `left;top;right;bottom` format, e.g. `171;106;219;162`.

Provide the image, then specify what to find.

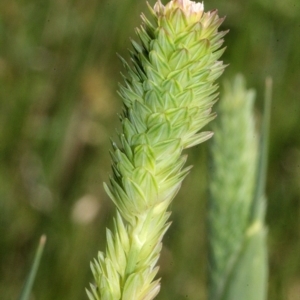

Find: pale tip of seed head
154;0;204;20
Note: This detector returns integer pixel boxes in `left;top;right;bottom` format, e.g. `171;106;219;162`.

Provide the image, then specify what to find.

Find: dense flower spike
208;75;268;300
87;0;227;299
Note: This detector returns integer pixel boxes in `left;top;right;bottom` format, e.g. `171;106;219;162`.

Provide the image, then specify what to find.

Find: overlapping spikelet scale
88;1;227;299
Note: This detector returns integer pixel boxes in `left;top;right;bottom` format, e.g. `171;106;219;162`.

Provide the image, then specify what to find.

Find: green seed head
111;0;227;221
208;75;269;300
88;0;227;299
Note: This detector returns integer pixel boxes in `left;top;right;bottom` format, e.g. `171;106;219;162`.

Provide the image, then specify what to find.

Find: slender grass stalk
208;75;271;300
18;235;47;300
87;0;227;299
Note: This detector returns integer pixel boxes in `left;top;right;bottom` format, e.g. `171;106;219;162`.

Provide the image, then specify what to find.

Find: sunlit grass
0;0;299;299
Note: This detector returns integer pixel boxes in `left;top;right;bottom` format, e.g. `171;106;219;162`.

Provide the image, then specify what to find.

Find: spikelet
208;75;268;300
88;0;227;299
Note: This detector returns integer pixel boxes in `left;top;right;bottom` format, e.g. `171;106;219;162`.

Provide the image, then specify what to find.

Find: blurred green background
0;0;299;299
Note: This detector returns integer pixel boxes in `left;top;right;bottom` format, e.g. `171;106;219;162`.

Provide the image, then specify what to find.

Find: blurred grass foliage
0;0;299;299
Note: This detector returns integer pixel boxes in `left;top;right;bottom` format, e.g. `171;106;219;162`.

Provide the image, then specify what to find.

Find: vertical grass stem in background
208;75;271;300
87;0;227;299
18;235;47;300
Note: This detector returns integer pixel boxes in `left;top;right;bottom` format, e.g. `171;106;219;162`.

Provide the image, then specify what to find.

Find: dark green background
0;0;299;299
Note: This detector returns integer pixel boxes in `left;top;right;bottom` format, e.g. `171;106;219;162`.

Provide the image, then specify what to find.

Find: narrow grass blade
251;77;273;222
18;235;47;300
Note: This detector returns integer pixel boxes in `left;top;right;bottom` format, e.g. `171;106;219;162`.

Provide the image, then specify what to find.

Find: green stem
18;235;47;300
